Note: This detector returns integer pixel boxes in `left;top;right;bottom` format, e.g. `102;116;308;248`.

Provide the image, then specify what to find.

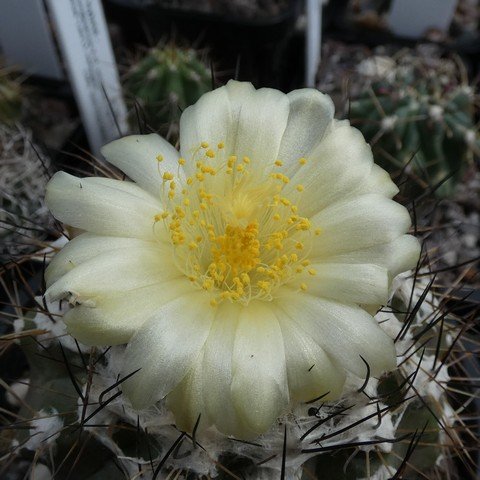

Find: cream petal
201;302;256;438
352;163;399;199
45;233;159;287
166;351;207;434
320;235;421;279
310;194;412;258
285;122;374;216
167;303;258;439
85;176;164;203
45;243;180;303
279;89;334;171
274;307;345;403
202;303;239;432
224;80;290;165
297;263;389;305
276;292;396;378
63;278;195;346
179;86;232;172
121;292;215;409
45;172;165;240
180;81;290;177
101;134;181;197
231;302;288;435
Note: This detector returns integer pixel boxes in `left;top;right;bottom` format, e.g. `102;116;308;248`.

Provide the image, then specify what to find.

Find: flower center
153;142;320;306
211;222;261;277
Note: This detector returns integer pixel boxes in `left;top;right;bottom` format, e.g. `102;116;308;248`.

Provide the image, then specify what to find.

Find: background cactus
3;268;475;479
125;45;211;140
349;51;480;197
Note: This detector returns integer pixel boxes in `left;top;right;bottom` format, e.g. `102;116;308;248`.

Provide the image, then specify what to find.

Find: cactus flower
44;81;420;439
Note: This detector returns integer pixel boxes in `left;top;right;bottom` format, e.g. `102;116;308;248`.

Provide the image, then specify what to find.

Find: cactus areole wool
44;81;420;439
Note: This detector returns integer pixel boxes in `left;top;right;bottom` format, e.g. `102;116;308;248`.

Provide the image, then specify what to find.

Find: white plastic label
46;0;128;157
388;0;458;39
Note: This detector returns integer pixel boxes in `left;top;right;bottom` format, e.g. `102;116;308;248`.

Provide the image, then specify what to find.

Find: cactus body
125;46;211;138
350;55;479;197
7;273;470;479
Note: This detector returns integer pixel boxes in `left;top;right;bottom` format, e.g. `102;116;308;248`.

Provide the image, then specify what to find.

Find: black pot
104;0;302;90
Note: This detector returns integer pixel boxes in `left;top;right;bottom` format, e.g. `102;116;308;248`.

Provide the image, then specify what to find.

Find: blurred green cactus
125;45;211;139
350;55;479;197
0;67;22;125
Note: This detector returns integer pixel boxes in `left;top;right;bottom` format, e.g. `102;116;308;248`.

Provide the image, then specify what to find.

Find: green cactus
125;45;211;139
350;57;479;197
0;67;22;125
5;274;471;479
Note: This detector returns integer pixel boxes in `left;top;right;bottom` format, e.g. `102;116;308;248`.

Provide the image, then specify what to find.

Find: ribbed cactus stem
125;45;211;139
350;53;479;197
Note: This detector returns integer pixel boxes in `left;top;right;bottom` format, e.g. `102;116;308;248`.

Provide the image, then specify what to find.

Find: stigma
153;141;319;305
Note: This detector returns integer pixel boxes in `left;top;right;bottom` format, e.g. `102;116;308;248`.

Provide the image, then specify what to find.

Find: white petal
63;278;195;346
225;80;290;164
180;86;232;170
121;292;215;409
165;351;207;434
201;302;256;438
45;172;165;240
352;163;399;199
285;122;374;216
321;235;421;279
45;233;158;287
279;89;334;170
274;308;345;402
101;134;181;197
167;303;258;439
276;292;396;377
231;302;288;435
297;263;389;305
45;243;179;303
180;81;290;172
310;194;412;258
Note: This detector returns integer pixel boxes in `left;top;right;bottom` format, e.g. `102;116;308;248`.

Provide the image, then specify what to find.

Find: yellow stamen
162;140;315;305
